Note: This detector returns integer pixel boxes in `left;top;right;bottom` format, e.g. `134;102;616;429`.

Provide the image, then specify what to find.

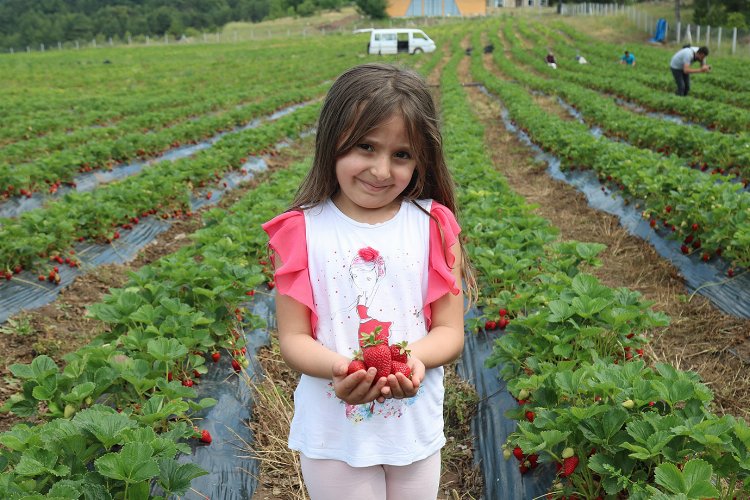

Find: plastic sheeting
457;307;554;499
486;89;750;318
0;102;308;219
151;291;274;499
0;156;269;324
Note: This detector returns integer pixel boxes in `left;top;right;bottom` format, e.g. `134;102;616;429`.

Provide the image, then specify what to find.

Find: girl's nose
370;155;391;180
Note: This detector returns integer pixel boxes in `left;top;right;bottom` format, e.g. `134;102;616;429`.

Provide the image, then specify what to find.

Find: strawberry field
1;10;749;500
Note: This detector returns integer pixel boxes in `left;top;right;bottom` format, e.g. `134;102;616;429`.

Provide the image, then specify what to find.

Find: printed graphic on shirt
334;246;422;422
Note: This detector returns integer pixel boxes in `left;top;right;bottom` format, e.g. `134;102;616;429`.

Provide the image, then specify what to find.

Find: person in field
619;50;636;67
262;63;476;499
546;51;558;69
670;45;711;96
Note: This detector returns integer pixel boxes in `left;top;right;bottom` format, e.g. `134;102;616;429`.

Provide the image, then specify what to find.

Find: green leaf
9;355;58;381
653;459;719;497
94;443;159;484
61;382;96;403
73;406;137;450
147;338;188;363
158;459;208;495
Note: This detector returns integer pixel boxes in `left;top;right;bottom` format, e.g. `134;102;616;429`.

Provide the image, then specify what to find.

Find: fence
561;2;750;56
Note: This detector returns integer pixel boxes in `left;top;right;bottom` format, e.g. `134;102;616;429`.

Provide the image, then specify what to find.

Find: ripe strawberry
347;359;367;375
528;453;539;468
691;223;699;232
728;268;735;278
167;372;173;381
512;446;524;461
485;320;496;330
182;379;194;387
561;456;579;477
499;308;508;317
361;333;392;380
525;410;535;422
389;341;410;363
519;463;530;474
200;429;212;444
649;219;656;228
391;361;411;379
211;352;221;362
680;244;689;254
231;359;241;372
498;317;509;329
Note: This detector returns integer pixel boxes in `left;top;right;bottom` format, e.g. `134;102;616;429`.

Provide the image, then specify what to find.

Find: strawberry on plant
561;447;575;459
182;379;194;387
231;359;242;372
212;352;221;362
525;410;535;422
498;317;509;329
499;308;507;317
485;320;496;330
200;429;212;444
561;456;579;477
513;446;524;461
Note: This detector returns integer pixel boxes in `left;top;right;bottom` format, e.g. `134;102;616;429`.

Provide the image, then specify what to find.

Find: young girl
262;63;476;499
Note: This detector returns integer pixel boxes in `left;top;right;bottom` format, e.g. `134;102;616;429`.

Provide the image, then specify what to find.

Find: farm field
1;8;749;500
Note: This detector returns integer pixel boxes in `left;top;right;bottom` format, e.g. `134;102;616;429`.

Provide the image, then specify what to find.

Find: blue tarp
650;18;667;43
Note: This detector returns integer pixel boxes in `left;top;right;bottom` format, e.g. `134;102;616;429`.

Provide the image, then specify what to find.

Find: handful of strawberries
347;326;412;382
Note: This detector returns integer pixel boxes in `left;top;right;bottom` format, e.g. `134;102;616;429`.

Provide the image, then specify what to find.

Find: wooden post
706;26;710;46
696;25;701;42
717;27;722;52
732;27;737;54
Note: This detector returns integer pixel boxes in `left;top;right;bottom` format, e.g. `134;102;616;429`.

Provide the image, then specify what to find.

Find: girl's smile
332;114;417;224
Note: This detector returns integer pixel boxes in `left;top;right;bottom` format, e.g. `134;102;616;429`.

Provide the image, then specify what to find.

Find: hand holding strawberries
381;356;424;399
332;360;388;405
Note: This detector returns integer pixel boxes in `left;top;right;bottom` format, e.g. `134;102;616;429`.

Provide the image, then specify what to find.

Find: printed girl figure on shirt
263;63;477;500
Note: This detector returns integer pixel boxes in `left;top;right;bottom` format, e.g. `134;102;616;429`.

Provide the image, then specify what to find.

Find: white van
355;28;437;55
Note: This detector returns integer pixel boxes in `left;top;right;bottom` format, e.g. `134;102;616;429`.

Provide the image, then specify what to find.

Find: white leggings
300;451;441;500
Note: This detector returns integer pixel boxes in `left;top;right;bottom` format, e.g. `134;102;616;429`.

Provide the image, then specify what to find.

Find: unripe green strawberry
503;448;512;460
64;404;76;418
517;389;530;400
622;399;635;409
561;447;575;459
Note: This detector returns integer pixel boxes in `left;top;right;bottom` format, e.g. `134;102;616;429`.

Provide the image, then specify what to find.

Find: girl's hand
381;356;425;400
332;361;388;405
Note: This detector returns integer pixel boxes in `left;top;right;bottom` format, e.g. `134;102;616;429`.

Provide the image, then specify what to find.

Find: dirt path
457;49;750;420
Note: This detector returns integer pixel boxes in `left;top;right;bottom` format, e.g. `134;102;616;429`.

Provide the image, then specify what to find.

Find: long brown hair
291;63;476;304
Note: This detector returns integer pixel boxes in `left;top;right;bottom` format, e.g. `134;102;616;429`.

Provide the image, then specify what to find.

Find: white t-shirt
289;198;446;467
671;46;704;70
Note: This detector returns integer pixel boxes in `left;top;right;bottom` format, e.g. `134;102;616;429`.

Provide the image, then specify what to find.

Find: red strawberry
211;352;221;362
231;359;241;372
525;410;535;422
182;379;194;387
498;317;509;329
347;359;367;375
528;453;539;468
691;223;699;232
200;429;212;444
728;268;735;278
680;245;689;254
513;446;524;461
485;320;496;330
389;341;410;363
361;333;392;380
561;456;579;477
519;464;530;474
391;361;411;379
649;219;656;228
499;308;508;317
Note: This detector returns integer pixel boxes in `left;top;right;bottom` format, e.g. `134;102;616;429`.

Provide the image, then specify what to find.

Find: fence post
696;25;701;42
685;24;692;45
40;43;44;51
732;27;737;54
58;41;62;50
109;37;113;46
676;21;681;43
76;40;79;49
92;38;96;48
146;35;150;45
706;26;710;46
717;27;722;52
10;47;13;53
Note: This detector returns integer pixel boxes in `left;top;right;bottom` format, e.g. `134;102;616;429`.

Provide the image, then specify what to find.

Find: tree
354;0;388;19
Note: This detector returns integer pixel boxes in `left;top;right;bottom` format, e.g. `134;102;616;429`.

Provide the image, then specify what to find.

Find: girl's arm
276;293;388;404
383;241;465;399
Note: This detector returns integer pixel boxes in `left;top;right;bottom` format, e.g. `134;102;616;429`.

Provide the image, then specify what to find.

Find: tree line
0;0;387;51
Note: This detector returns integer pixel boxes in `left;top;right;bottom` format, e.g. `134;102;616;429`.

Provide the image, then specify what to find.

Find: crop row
552;19;750;95
0;100;321;277
445;30;750;498
495;24;750;184
482;20;750;271
0;84;326;199
510;19;750;133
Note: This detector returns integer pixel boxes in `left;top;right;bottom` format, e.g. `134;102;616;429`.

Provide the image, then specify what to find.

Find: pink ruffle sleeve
424;201;462;329
261;211;319;338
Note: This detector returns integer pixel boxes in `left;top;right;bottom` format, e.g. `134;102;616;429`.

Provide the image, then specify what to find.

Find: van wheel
412;48;423;55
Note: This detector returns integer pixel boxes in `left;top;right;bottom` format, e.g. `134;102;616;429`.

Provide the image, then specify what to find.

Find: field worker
546;51;557;69
670;45;710;96
263;63;476;499
620;50;635;67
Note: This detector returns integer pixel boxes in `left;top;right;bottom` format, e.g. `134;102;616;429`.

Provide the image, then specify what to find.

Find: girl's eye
357;143;374;152
394;151;412;160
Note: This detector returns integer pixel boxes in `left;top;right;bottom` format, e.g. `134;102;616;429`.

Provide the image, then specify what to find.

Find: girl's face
332;114;417;224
